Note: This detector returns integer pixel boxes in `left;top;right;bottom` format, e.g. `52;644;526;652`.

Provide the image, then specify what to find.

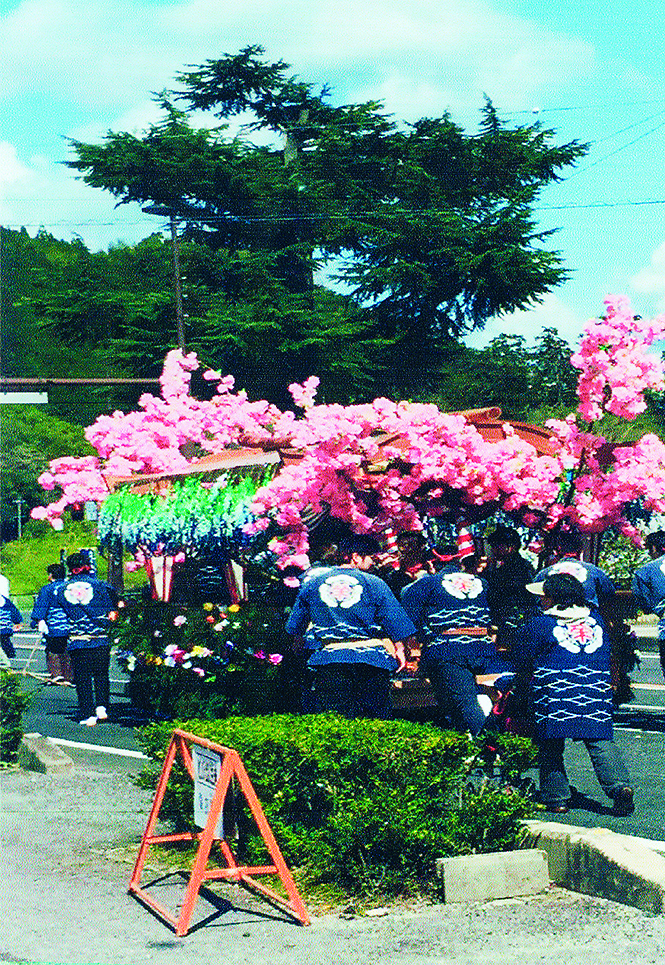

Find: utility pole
170;212;185;350
15;498;23;540
143;206;185;350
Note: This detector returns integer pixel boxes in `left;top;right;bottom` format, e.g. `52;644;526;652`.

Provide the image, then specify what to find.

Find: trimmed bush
0;672;33;764
137;714;536;898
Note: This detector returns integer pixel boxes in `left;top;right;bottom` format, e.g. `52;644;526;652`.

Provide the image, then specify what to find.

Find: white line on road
44;737;147;759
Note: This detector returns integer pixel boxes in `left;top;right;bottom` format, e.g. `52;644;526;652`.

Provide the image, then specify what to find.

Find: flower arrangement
114;597;295;719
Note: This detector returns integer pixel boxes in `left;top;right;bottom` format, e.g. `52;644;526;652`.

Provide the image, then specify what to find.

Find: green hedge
0;672;33;764
137;715;536;898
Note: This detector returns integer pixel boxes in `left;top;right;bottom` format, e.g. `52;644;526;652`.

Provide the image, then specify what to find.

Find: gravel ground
3;749;665;965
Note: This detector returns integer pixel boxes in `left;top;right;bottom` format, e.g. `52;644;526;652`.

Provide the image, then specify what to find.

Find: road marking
616;703;665;713
617;726;665;734
45;737;147;759
631;682;665;691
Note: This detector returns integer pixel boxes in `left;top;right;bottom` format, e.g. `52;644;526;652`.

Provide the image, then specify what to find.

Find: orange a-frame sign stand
128;729;310;935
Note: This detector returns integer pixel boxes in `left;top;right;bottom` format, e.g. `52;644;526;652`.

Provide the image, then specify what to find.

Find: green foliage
64;47;586;399
434;327;579;420
0;672;33;763
598;532;650;587
0;407;95;524
136;714;535;898
0;519;145;596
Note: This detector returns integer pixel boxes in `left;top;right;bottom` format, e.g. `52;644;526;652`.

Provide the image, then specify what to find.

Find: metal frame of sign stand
128;729;310;935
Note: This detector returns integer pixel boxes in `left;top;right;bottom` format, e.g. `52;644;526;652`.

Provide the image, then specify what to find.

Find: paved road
8;626;665;840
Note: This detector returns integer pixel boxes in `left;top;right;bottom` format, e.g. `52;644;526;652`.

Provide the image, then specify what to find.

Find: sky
2;0;665;352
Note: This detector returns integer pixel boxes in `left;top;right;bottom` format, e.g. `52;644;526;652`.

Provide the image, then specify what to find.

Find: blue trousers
538;737;630;805
423;647;498;736
69;646;110;719
313;664;392;719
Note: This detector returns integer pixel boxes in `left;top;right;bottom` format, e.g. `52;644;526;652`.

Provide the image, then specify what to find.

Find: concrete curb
18;733;74;774
522;819;665;915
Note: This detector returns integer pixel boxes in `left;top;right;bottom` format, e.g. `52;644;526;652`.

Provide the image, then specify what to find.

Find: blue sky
2;0;665;350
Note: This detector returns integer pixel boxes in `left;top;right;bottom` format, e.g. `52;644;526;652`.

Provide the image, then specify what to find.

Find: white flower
318;574;364;608
63;581;94;605
442;574;483;600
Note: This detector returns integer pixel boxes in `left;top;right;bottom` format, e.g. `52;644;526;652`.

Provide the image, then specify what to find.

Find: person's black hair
543;573;587;608
66;551;88;571
645;531;665;555
556;530;583;554
396;531;427;546
47;563;65;580
339;534;381;561
487;525;521;549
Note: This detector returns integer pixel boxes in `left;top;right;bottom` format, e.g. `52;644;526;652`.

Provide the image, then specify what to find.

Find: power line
565;117;665;181
5;194;665;233
593;108;665;146
506;96;665;115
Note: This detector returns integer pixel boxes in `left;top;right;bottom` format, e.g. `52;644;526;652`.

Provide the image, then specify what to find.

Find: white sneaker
95;706;108;721
80;716;97;727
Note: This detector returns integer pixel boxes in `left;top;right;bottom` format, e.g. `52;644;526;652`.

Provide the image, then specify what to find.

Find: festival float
30;296;665;718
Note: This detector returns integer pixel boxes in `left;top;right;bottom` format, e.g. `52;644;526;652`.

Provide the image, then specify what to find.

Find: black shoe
612;786;634;816
545;802;570;814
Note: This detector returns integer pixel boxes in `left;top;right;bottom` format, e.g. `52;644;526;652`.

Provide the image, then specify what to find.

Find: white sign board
0;392;49;404
192;744;224;838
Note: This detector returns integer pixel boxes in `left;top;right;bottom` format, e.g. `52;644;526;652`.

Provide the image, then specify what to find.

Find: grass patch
0;519;145;596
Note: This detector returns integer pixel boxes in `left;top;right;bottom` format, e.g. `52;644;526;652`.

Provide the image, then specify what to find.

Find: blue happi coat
400;565;496;663
31;581;71;636
513;606;614;740
632;555;665;640
534;557;616;611
286;567;415;670
54;574;118;649
0;595;22;633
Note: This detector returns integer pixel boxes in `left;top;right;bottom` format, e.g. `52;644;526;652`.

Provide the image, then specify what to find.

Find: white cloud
631;242;665;313
0;141;152;250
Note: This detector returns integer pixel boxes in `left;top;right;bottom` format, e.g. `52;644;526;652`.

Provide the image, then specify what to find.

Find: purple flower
268;653;283;665
253;650;266;660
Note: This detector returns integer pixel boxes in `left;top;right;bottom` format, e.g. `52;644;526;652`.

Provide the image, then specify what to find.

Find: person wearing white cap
512;572;633;816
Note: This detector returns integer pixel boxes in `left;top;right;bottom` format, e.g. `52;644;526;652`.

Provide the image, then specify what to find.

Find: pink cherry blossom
28;298;665;556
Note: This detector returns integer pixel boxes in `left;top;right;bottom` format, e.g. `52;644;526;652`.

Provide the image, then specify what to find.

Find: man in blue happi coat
401;545;507;735
31;563;72;685
632;530;665;676
533;530;617;620
286;536;416;718
55;552;119;726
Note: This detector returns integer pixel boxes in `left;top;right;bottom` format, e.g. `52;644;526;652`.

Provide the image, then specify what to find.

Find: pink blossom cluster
31;349;283;526
288;375;320;410
29;301;665;555
251;399;565;568
571;295;665;422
